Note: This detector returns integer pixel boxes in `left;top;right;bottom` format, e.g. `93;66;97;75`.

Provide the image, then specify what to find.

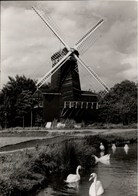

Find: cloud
1;1;137;91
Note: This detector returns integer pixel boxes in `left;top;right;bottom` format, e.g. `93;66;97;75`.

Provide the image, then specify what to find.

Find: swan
99;143;105;151
89;173;104;196
124;144;129;150
65;165;81;183
100;151;105;157
93;154;110;165
112;144;116;150
112;144;116;153
124;144;129;154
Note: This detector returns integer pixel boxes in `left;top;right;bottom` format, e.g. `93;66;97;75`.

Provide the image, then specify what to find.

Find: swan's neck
76;167;80;176
91;176;97;196
93;176;97;185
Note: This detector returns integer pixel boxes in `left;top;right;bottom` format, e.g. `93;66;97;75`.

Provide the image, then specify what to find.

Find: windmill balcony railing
63;101;99;110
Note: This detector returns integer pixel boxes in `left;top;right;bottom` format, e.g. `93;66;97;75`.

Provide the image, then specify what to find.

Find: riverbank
0;129;137;196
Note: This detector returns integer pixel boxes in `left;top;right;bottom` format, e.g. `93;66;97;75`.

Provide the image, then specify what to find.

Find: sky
1;1;137;92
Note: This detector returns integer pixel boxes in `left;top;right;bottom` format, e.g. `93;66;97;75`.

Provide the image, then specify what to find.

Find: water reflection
124;147;129;154
65;181;80;193
37;144;137;196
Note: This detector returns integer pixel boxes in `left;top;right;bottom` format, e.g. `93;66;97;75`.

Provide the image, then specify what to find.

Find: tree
0;75;36;128
98;80;137;125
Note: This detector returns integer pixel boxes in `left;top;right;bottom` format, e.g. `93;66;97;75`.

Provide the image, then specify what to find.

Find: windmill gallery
32;6;109;125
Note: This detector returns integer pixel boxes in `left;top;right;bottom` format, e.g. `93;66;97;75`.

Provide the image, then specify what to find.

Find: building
41;48;99;124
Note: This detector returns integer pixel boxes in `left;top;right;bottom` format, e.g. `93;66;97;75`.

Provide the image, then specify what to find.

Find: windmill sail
32;6;70;51
76;56;109;92
75;19;104;55
36;50;72;88
32;4;109;94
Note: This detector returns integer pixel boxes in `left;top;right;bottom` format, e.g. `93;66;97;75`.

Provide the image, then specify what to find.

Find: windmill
32;5;109;123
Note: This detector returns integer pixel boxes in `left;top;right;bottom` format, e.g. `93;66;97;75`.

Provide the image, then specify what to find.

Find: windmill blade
78;64;108;97
32;6;70;51
76;30;102;56
75;56;109;93
36;51;72;89
74;19;104;55
34;3;66;42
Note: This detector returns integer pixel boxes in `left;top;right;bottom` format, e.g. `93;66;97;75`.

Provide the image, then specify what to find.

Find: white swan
100;151;105;157
93;154;110;163
89;173;104;196
65;165;81;183
124;144;129;150
112;144;116;153
112;144;116;150
99;143;105;151
124;144;129;154
93;154;110;165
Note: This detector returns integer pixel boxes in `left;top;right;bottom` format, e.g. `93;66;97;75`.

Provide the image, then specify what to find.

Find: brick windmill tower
32;5;109;123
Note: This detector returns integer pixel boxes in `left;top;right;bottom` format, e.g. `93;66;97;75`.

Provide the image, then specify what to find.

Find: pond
36;143;137;196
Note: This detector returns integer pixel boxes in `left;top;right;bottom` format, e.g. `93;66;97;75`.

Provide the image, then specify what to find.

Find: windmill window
86;102;88;109
88;102;91;109
64;102;66;108
93;102;96;109
91;102;93;109
71;101;74;108
83;102;86;108
81;102;83;108
65;101;70;108
69;102;72;108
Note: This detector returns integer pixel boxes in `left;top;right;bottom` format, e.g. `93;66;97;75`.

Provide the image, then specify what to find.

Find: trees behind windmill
0;75;36;128
98;80;137;125
0;76;137;128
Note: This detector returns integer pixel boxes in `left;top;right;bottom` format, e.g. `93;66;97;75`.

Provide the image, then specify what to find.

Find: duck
65;165;81;183
89;173;104;196
99;143;105;151
93;154;110;165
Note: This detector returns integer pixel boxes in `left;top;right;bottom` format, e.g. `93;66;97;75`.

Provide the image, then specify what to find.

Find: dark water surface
37;144;137;196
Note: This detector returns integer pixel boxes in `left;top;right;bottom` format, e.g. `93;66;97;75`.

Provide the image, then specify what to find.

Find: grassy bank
0;130;137;196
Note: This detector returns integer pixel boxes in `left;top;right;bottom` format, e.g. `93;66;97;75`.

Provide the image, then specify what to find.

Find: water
0;137;48;148
37;144;137;196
